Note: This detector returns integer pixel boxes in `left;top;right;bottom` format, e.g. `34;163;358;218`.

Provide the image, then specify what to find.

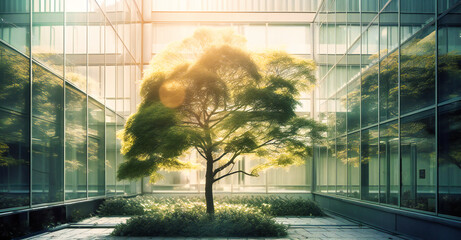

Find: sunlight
159;80;186;108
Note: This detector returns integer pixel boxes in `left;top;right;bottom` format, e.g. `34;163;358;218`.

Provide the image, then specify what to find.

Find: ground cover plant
112;202;287;237
100;195;323;237
98;195;323;217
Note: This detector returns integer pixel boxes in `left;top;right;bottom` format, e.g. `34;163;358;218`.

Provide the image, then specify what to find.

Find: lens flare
159;81;186;108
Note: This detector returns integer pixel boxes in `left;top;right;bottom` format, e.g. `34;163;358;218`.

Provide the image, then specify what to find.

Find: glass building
1;0;460;238
0;0;142;213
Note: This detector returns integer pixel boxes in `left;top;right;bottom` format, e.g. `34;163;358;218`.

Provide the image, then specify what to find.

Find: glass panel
0;42;30;115
400;25;436;115
336;136;347;196
152;24;197;53
116;116;125;195
65;0;87;91
438;0;461;14
0;33;30;210
65;84;87;200
105;109;116;196
401;110;436;212
361;127;379;202
0;0;30;54
347;132;360;198
105;19;116;110
361;21;379;127
243;25;266;53
379;120;399;205
347;77;360;132
362;0;378;29
0;111;30;209
88;99;105;197
379;3;399;121
327;140;336;193
267;25;310;54
32;63;64;205
438;101;461;217
437;6;461;103
32;0;64;76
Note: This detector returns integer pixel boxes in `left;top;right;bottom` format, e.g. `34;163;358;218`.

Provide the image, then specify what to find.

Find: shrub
98;195;323;217
112;202;287;237
217;195;324;216
98;197;145;216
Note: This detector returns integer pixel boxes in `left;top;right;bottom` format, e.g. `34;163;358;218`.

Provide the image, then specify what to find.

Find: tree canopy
117;28;325;213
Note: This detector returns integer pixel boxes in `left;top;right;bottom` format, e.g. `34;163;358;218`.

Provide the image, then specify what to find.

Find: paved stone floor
26;215;407;240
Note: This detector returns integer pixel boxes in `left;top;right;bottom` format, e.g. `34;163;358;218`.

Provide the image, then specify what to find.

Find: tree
118;28;325;214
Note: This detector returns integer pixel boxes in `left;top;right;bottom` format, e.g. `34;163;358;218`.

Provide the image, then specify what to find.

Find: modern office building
1;0;460;239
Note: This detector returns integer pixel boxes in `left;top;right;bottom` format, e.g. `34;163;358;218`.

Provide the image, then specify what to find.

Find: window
438;102;461;217
437;6;461;104
361;127;379;202
379;121;399;205
65;84;87;200
88;99;105;197
31;63;64;205
347;132;360;198
401;110;436;212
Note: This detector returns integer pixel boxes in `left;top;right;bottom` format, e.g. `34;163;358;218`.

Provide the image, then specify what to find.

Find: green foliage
98;195;323;217
112;202;287;237
98;197;145;216
118;28;324;185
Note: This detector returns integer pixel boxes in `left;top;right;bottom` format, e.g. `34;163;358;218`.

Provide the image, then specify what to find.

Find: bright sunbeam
159;80;186;108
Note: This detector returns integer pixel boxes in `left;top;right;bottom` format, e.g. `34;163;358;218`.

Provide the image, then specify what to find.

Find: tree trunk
205;157;214;215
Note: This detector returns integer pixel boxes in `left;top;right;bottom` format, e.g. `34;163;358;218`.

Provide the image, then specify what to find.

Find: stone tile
25;215;406;240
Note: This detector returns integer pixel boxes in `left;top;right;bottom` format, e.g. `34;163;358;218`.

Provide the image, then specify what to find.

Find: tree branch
195;146;207;160
213;170;256;183
213;151;229;163
213;151;240;176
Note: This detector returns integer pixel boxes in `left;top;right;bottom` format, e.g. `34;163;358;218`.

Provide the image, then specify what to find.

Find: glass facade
0;0;141;212
314;0;461;220
1;0;460;223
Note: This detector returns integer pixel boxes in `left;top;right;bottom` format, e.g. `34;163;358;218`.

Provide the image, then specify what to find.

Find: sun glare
159;81;186;108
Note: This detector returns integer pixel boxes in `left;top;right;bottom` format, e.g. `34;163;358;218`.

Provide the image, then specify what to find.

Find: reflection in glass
65;0;87;91
361;22;379;127
401;110;436;212
327;140;336;194
32;0;64;76
0;0;30;54
0;42;30;115
347;132;360;198
116;116;125;195
65;85;87;200
336;136;347;196
88;99;105;197
0;111;30;209
400;26;436;115
347;78;360;132
105;109;116;196
379;121;399;205
438;7;461;103
0;41;30;210
336;88;347;136
361;127;379;202
379;3;399;121
438;102;461;217
32;63;64;204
